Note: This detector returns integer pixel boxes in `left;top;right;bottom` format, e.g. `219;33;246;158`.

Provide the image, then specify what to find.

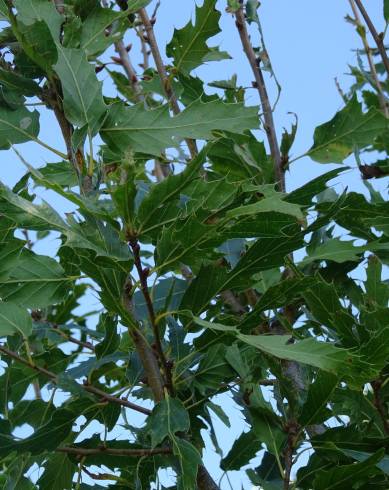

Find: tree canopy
0;0;388;489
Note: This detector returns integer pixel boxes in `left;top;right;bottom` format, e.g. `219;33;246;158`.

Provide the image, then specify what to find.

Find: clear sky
1;1;385;488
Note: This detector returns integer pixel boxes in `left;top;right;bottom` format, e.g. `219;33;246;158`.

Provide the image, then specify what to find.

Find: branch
57;446;170;457
353;0;389;78
114;39;144;101
283;420;299;490
349;0;388;116
0;345;151;416
122;278;165;402
51;324;95;351
136;6;198;159
220;290;246;314
129;239;173;395
113;36;170;179
136;25;150;70
371;378;389;435
82;381;151;415
197;465;220;490
234;5;285;192
52;0;64;15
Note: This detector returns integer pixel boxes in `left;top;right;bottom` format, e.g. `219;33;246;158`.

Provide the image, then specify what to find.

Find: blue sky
1;0;386;488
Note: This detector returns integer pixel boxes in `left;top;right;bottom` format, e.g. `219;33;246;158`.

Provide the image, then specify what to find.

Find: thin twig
136;25;150;70
0;345;151;415
136;6;198;158
114;39;144;101
82;382;151;415
349;0;388;116
51;325;95;351
57;446;170;457
353;0;389;78
234;5;285;192
113;31;169;180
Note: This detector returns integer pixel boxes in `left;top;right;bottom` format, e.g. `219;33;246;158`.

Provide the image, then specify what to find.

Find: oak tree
0;0;388;488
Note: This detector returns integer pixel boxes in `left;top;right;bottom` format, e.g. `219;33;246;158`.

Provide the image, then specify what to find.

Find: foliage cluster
0;0;388;489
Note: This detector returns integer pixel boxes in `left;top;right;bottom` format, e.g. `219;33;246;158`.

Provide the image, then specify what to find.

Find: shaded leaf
172;436;202;490
221;430;259;470
37;453;76;490
299;371;338;426
313;449;384;489
147;397;190;447
0;302;31;338
0;409;75;456
0;106;39;150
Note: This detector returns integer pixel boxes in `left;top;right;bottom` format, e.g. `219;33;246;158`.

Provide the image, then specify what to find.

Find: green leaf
227;194;304;220
313;449;384;489
37;453;76;490
207;131;271;182
221;430;259;470
9;399;55;429
364;255;389;308
80;7;123;56
206;401;230;427
133;277;187;320
301;238;365;264
0;302;31;338
166;0;230;75
384;0;389;22
247;451;283;490
251;408;286;457
287;168;344;205
302;276;357;343
100;99;258;156
341;449;389;475
137;147;207;235
180;265;232;316
238;334;354;375
95;314;119;359
147;397;190;447
65;351;125;379
0;249;72;309
0;409;75;456
0;0;8;19
38;161;79;188
194;343;235;394
225;342;251;380
172;436;202;490
155;215;220;273
308;95;388;163
280;114;298;160
0;67;41;96
0;182;67;232
80;1;152;56
14;0;63;69
54;46;106;131
299;372;338;426
0;106;39;150
231;233;304;279
15;0;62;40
2;455;35;490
